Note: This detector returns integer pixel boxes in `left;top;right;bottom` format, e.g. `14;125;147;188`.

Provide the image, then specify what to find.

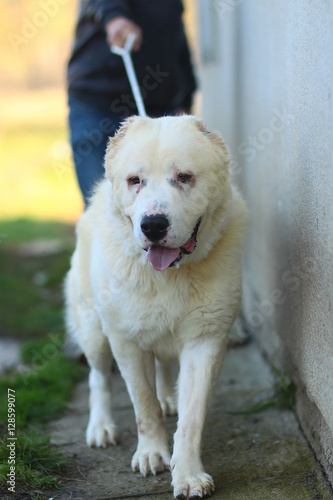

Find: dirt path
48;342;332;500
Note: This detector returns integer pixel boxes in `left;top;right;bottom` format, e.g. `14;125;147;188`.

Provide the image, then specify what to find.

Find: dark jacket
67;0;196;117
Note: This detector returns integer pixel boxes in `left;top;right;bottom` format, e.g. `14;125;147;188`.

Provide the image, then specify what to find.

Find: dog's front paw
131;443;171;477
172;471;214;499
86;418;118;447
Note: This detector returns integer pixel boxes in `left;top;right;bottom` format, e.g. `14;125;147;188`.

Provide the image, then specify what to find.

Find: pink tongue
147;246;180;271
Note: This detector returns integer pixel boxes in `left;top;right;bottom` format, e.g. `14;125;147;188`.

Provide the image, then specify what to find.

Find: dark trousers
68;97;122;206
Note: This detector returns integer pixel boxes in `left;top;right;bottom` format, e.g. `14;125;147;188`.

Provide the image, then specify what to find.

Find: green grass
0;336;84;429
0;218;74;339
0;338;84;495
0;218;74;246
0;431;69;494
0;218;85;496
227;365;296;415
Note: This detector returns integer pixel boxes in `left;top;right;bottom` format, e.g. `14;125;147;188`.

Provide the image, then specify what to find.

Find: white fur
65;115;247;498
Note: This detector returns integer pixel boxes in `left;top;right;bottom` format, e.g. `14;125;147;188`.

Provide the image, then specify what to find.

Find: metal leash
110;33;147;117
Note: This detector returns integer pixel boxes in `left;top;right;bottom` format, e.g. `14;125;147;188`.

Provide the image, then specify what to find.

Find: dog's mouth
145;219;201;271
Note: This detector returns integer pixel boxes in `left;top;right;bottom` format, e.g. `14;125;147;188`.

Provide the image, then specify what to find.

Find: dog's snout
141;214;169;242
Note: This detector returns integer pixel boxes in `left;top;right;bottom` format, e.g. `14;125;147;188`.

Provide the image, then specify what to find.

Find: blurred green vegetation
0;2;88;493
0;218;73;245
0;218;85;496
0;333;84;429
0;218;74;339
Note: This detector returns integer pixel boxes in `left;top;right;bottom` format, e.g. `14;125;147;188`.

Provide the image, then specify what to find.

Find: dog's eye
128;176;140;186
177;173;192;184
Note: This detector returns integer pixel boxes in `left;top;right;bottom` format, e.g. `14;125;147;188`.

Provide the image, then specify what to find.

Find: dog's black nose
141;214;169;242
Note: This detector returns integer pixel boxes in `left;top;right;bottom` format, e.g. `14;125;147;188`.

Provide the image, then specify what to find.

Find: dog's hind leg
65;272;117;448
155;359;177;416
81;323;118;448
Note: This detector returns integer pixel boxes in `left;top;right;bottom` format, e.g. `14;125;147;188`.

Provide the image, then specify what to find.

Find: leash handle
110;33;147;117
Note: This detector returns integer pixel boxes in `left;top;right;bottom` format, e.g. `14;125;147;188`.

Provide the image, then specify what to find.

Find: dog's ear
185;116;230;200
105;115;139;155
185;115;230;160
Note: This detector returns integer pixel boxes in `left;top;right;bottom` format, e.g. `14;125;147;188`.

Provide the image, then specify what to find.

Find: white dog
65;115;247;499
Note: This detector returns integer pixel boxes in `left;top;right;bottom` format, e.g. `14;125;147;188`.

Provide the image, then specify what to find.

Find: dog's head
104;115;231;271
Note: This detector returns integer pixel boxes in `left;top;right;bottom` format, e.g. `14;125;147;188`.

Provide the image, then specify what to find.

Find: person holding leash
67;0;196;205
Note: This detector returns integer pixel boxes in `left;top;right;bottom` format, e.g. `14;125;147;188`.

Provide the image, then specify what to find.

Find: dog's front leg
171;335;228;499
110;337;170;476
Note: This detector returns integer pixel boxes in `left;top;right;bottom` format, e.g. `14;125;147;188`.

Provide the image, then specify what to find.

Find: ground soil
44;342;333;500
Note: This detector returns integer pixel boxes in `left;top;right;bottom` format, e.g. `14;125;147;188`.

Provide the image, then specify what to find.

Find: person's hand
106;17;142;51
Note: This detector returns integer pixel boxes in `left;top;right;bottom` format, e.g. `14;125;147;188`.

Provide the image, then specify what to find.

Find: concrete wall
197;0;333;485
